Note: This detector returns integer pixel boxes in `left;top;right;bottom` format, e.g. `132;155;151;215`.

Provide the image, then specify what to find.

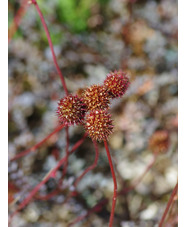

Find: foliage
56;0;95;33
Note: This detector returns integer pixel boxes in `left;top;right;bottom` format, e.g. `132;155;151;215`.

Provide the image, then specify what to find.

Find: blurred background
8;0;178;226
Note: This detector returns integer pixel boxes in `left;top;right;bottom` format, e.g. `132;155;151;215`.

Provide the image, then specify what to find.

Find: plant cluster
56;71;130;227
57;70;130;142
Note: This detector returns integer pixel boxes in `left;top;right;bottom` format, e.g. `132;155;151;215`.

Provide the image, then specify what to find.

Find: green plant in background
56;0;94;33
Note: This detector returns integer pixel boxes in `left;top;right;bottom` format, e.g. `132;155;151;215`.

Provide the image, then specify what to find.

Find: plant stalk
104;140;117;227
158;182;178;227
31;0;68;95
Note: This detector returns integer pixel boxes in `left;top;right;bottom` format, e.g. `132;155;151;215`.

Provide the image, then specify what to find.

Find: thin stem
10;124;65;161
158;182;178;227
8;0;28;42
74;140;99;188
31;0;68;95
35;189;60;201
9;133;88;225
104;140;117;227
59;126;70;186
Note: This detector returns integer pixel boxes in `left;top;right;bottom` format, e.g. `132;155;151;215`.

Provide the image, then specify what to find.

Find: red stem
74;140;99;188
158;182;178;227
8;0;28;43
104;140;117;227
59;126;70;186
31;0;68;95
10;124;65;161
35;189;60;201
9;133;88;225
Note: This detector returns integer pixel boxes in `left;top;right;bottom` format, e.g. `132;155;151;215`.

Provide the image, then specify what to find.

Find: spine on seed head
82;84;110;111
84;109;113;142
104;70;130;98
57;94;86;126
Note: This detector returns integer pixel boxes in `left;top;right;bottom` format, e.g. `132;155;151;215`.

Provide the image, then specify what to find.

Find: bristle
82;84;110;111
57;95;86;126
84;109;113;142
104;70;130;98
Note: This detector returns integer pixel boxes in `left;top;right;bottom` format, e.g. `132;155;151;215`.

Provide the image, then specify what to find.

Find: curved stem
104;140;117;227
10;124;65;161
158;182;178;227
31;0;68;95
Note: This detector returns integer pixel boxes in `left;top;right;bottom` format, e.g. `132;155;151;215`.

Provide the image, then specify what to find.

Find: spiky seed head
104;70;130;98
82;84;110;111
57;95;86;126
149;130;169;154
85;109;113;142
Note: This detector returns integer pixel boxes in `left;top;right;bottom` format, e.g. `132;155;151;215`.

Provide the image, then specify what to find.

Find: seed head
149;130;169;154
85;109;113;142
82;84;110;111
57;95;86;126
104;70;130;98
